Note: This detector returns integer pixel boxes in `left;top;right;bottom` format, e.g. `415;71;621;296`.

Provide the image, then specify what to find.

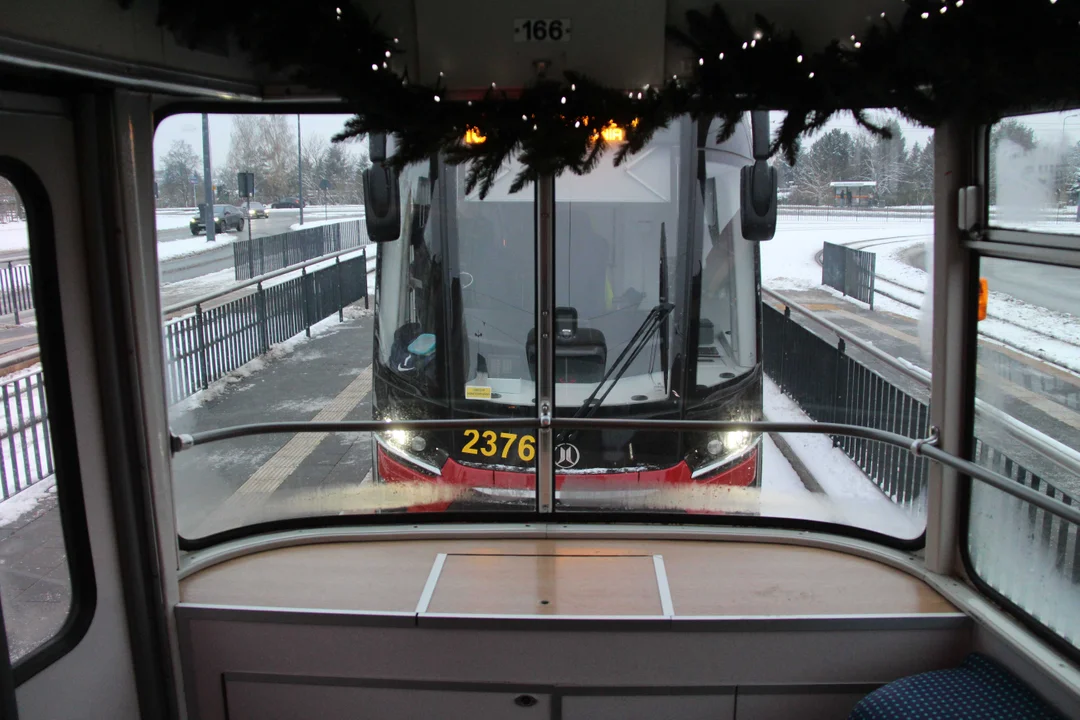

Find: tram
368;118;766;508
1;1;1080;719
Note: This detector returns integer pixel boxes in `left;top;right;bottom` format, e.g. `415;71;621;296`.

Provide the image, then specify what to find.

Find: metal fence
0;260;33;324
232;220;368;280
822;241;876;309
0;371;53;500
778;205;935;221
763;303;930;508
165;251;370;404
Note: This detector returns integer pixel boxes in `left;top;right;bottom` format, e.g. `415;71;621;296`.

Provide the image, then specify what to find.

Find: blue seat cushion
849;653;1065;719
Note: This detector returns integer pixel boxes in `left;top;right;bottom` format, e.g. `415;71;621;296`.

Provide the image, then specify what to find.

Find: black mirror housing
363;163;401;242
740;159;777;241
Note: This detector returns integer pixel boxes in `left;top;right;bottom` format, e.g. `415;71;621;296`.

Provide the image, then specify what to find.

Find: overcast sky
154;113;363;171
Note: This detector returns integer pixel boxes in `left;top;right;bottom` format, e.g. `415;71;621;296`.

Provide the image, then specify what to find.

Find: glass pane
988;111;1080;234
0;177;69;663
545;113;929;537
968;256;1080;649
158;115;537;538
760;113;934;538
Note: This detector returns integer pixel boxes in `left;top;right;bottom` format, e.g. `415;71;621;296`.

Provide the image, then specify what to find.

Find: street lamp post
297;115;304;226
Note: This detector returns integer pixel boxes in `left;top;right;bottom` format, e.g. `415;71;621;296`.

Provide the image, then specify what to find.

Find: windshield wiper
557;302;675;441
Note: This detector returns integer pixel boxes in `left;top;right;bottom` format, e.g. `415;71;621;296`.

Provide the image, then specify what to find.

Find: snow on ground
763;376;926;539
0;475;55;528
156;210;196;231
760;217;933;291
0;221;28;253
289;212;365;231
169;302;373;415
158;233;239;261
759;434;834;523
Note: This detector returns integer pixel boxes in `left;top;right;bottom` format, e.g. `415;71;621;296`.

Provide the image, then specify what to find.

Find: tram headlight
376;422;447;476
684;427;759;480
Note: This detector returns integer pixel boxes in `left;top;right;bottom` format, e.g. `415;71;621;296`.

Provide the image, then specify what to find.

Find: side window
0;171;79;672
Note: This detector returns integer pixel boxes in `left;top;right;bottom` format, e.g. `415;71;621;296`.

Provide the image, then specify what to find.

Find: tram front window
371;119;763;513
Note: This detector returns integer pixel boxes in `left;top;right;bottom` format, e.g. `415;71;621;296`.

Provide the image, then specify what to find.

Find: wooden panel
180;539;955;616
427;554;661;616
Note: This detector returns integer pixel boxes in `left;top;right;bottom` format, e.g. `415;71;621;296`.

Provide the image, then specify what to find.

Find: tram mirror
740;160;777;241
363;164;401;242
369;132;387;163
740;110;777;240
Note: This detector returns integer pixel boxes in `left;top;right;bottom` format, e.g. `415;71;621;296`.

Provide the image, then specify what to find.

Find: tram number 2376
462;430;536;462
513;19;571;42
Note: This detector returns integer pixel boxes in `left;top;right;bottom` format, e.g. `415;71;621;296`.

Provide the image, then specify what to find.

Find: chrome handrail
170;418;1080;528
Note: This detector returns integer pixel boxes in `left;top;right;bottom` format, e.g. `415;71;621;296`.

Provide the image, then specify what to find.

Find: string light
797;54;803;63
940;6;947;13
719;52;725;60
393;38;399;43
575;121;580;128
753;30;763;40
571;83;576;91
385;50;391;58
522;114;528;121
637;92;642;99
467;100;472;106
561;96;566;104
750;39;757;47
371;64;378;71
881;12;886;18
921;12;930;19
699;57;704;65
742;41;748;49
956;0;964;6
434;95;441;102
854;41;861;48
382;62;388;68
809;72;815;78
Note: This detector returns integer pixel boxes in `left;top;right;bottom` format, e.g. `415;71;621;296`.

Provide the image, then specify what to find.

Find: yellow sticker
465;386;492;399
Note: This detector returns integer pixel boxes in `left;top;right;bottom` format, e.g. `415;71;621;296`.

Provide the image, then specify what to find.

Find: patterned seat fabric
849;653;1065;719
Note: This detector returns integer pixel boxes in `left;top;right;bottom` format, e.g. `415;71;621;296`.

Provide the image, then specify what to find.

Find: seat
849;653;1065;720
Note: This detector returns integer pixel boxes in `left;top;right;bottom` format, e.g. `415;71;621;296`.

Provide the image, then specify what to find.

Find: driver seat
526;307;607;383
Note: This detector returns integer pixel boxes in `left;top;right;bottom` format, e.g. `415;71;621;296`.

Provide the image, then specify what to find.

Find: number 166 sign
514;19;571;42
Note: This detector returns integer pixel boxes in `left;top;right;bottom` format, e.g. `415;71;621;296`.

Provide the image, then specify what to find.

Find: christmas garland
151;0;1080;197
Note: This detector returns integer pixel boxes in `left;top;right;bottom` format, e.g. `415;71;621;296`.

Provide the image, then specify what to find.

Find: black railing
763;302;929;509
232;220;368;280
822;241;876;309
165;251;370;405
0;260;33;324
0;371;53;500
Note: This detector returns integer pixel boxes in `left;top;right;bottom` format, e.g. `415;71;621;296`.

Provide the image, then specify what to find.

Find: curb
766;427;825;495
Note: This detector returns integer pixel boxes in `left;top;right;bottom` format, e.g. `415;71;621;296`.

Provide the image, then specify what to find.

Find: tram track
811;236;1080;375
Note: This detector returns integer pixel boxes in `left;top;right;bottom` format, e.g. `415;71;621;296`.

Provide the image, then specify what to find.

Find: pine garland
150;0;1080;197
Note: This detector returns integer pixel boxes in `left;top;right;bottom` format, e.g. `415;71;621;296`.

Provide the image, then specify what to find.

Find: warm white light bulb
699;57;704;65
371;64;378;71
809;72;815;78
385;50;391;58
434;95;441;102
854;41;862;48
742;42;748;49
797;54;803;63
719;52;725;60
921;12;930;18
561;96;566;104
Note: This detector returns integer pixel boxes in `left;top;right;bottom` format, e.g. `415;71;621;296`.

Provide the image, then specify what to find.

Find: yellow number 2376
461;430;536;463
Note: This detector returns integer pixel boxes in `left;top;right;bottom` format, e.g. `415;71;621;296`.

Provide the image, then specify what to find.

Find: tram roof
0;0;905;99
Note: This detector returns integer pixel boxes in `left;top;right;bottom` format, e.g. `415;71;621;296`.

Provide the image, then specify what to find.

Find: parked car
271;197;306;208
190;204;245;235
247;201;268;219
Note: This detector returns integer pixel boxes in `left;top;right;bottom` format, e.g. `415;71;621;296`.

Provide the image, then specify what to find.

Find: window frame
0;156;97;684
959;120;1080;665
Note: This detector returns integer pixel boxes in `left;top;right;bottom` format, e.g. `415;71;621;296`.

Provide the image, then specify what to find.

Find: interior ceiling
0;0;908;98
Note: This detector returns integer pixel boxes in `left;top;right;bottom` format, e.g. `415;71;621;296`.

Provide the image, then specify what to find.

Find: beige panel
427;554;662;615
181;539;954;616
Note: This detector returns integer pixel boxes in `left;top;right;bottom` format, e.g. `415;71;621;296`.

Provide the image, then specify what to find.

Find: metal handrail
169;418;1080;528
764;287;1080;483
161;240;371;315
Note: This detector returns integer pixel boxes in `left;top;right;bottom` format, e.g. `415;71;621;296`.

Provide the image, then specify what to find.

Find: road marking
0;333;36;347
199;366;372;533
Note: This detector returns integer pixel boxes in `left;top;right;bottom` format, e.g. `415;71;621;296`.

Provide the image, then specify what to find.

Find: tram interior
0;1;1079;719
